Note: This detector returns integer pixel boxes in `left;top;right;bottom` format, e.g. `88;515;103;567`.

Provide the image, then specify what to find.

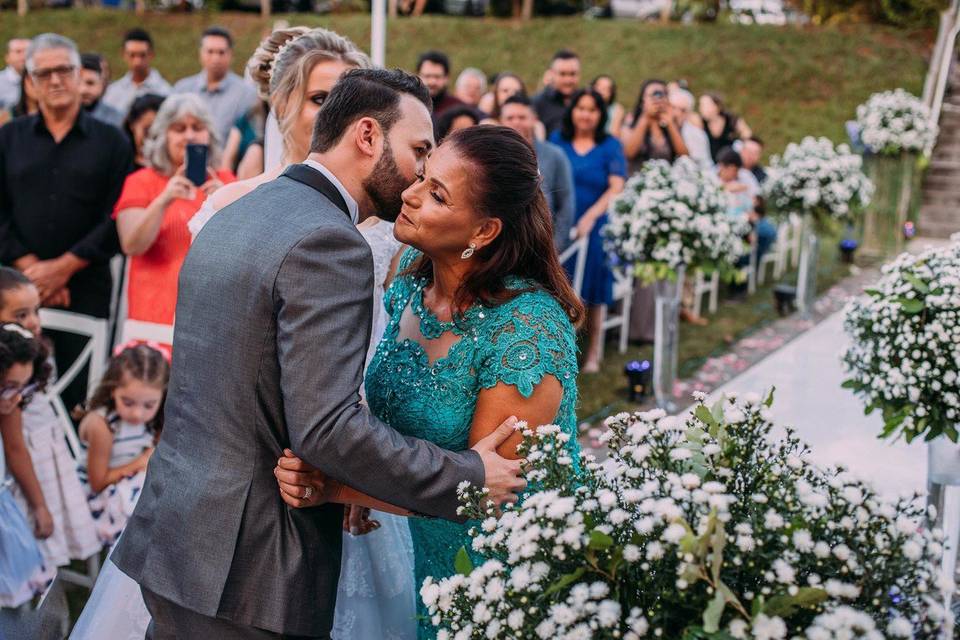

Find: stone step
921;175;960;189
919;202;960;219
922;192;960;206
916;221;960;239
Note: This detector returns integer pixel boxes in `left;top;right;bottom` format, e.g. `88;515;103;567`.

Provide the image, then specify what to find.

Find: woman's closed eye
430;190;445;205
310;91;329;107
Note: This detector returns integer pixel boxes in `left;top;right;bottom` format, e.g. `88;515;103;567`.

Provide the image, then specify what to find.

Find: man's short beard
361;138;408;223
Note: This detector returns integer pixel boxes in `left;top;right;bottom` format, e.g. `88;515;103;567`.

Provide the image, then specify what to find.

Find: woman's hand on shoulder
275;449;329;508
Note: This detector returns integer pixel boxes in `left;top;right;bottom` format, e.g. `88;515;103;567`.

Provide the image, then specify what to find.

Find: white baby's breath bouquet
604;156;747;284
842;240;960;442
764;137;873;224
422;392;951;639
856;89;937;156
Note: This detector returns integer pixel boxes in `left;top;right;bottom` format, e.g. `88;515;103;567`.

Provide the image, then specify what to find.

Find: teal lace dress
364;249;581;639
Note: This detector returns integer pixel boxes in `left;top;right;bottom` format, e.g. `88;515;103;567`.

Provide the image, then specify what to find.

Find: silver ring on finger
303;486;314;500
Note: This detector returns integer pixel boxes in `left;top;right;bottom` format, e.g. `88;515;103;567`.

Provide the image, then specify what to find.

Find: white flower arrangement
764;137;873;223
424;392;951;639
604;156;748;283
856;89;938;156
842;240;960;442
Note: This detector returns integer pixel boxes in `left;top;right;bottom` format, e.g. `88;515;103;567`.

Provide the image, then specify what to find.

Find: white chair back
599;266;635;359
692;269;720;317
558;236;589;297
119;319;175;347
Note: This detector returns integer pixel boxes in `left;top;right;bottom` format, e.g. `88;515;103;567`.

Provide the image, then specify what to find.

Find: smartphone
185;143;208;187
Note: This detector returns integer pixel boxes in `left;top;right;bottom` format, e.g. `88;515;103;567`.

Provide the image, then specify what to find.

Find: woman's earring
461;242;477;260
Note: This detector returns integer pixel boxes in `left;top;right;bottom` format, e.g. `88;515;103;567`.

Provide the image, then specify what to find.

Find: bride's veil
264;109;284;173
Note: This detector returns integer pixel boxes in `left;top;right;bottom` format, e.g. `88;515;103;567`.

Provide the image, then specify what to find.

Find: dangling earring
461;242;477;260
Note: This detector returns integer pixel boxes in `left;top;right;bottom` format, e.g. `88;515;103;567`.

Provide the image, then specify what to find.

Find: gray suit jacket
113;164;485;637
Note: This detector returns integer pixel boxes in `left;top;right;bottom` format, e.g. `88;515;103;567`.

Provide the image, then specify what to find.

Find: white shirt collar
302;159;359;224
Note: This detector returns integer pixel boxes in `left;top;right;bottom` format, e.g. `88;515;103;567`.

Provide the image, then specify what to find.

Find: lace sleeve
383;246;422;318
477;290;578;398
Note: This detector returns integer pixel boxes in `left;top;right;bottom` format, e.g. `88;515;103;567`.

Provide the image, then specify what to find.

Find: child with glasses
0;268;99;586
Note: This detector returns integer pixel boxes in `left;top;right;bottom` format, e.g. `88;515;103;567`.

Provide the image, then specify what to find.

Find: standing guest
102;29;172;117
454;67;486;108
669;87;712;170
478;71;523;119
416;50;463;120
0;38;30;110
435;103;482;140
172;26;258;145
591;74;625;138
550;88;626;373
739;136;767;184
79;53;124;129
0;33;133;413
621;78;688;171
123;93;165;169
699;92;752;163
533;49;581;135
501;94;574;253
6;69;37;122
115;94;232;328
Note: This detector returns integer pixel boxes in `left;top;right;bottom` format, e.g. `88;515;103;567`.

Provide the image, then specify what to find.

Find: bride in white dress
71;27;416;640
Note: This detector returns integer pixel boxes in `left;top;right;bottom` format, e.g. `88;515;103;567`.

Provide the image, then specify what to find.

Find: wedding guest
550;88;626;373
501;94;574;252
123;93;165;169
621;78;688;171
699;92;752;162
416;50;463;120
481;72;547;141
172;26;258;145
435;103;482;140
0;38;30;110
0;33;132;412
79;53;124;128
102;29;172;117
533;49;581;135
591;74;625;137
717;147;753;220
7;69;37;120
115;94;232;327
454;67;486;108
669;87;712;169
740;136;767;184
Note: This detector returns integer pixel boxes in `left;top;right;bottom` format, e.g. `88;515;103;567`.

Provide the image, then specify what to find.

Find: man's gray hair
143;93;222;176
669;87;695;110
25;33;80;73
455;67;487;94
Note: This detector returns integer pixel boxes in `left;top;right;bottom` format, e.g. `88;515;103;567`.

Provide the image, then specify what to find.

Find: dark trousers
142;588;328;640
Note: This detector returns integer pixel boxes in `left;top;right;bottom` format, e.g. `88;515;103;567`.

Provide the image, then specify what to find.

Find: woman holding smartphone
114;94;234;329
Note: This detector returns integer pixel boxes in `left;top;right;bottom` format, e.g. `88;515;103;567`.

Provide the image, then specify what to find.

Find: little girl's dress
0;431;47;608
77;410;153;546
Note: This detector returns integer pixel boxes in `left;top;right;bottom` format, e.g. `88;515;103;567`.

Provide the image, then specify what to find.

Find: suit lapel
280;164;351;219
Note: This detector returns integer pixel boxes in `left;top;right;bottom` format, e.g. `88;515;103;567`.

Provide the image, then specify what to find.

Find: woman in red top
114;94;234;326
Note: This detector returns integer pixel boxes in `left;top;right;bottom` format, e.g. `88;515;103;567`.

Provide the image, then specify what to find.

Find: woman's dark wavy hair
630;78;668;124
0;325;51;408
559;89;608;144
404;126;584;327
81;344;170;436
490;72;527;120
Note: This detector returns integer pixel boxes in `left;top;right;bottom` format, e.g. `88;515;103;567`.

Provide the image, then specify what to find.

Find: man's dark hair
201;26;233;49
717;147;742;168
80;53;103;74
551;49;579;63
416;50;450;76
310;68;431;154
435;105;481;140
502;93;532;109
747;135;764;147
123;28;153;49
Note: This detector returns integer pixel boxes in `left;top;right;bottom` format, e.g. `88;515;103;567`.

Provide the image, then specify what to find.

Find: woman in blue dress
275;126;584;639
549;88;626;374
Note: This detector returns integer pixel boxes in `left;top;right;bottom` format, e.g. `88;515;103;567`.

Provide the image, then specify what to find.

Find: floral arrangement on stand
856;89;938;157
604;156;748;284
842;240;960;442
422;393;952;639
763;136;874;225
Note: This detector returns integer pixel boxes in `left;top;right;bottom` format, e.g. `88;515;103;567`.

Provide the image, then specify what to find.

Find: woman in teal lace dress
276;126;584;639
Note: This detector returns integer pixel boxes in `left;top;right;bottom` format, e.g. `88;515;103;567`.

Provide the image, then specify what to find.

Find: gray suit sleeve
274;224;485;521
554;151;575;253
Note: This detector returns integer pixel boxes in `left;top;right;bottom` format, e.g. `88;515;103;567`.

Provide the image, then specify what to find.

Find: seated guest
591;74;625;138
417;50;463;121
739;136;767;184
669;87;712;170
435;104;482;141
454;67;486;109
122;93;165;169
699;92;752;163
102;29;172;117
79;53;124;128
751;196;777;262
621;78;688;172
114;94;233;327
717;147;753;221
0;38;30;111
533;49;581;135
501;94;575;252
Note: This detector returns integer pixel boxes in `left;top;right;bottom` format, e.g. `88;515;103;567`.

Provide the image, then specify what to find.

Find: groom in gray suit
113;69;525;639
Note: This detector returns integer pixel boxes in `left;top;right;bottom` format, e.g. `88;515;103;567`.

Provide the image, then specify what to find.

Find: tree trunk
521;0;533;19
18;0;27;16
261;0;271;19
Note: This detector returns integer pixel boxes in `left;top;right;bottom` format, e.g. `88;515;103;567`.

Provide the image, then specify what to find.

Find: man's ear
353;116;382;160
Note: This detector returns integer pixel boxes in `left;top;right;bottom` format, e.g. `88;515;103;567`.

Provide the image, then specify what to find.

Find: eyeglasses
0;382;38;404
30;65;77;83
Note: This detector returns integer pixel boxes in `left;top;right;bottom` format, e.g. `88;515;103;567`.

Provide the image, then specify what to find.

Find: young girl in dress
0;268;100;582
76;343;169;546
0;323;51;609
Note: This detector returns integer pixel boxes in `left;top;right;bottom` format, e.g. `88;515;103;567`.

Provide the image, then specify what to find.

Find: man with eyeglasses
0;33;132;412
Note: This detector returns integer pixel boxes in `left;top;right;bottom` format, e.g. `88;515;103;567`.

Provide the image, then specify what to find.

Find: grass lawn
0;10;932;153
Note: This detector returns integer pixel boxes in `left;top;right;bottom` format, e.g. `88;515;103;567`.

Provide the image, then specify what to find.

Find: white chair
692;269;720;317
558;236;589;297
599;267;635;360
757;222;787;286
37;309;109;590
113;256;175;349
107;254;127;346
786;214;803;269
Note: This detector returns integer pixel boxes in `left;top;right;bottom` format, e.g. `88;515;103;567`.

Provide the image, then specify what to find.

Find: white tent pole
371;0;387;67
